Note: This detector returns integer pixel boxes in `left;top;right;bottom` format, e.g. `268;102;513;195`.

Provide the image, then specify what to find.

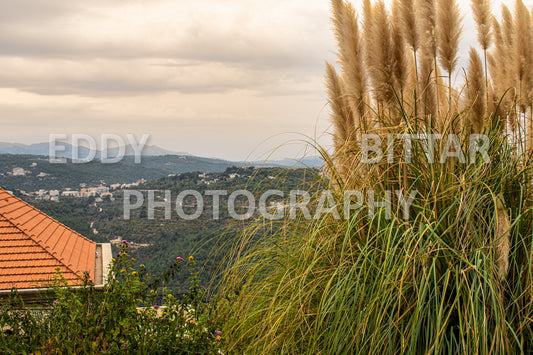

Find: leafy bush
0;244;224;354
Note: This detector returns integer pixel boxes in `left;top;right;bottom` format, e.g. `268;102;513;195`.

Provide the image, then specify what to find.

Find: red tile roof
0;188;96;290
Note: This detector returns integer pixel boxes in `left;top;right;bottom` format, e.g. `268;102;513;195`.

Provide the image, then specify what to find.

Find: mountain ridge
0;142;323;168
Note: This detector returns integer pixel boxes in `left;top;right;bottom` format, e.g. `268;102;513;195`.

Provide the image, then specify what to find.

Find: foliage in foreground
221;129;533;354
0;244;224;354
218;0;533;353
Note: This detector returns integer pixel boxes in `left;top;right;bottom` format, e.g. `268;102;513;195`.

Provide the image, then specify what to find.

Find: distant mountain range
0;142;323;169
0;142;189;159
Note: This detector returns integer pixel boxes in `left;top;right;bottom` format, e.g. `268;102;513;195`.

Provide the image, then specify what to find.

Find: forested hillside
26;167;322;293
0;154;237;191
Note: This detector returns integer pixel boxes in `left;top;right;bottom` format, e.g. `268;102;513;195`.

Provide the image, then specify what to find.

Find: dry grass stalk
399;0;419;53
391;0;409;111
418;0;440;122
515;0;532;107
437;0;462;114
467;47;486;134
489;18;511;131
331;0;368;133
500;5;518;133
495;194;511;281
326;62;355;176
366;1;395;109
398;0;420;122
471;0;492;50
418;0;437;58
514;1;532;149
362;0;374;70
471;0;492;122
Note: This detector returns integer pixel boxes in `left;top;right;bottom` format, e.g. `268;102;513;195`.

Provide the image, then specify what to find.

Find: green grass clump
219;125;533;353
218;0;533;352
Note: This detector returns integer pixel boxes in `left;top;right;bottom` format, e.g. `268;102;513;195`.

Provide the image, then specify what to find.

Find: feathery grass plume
366;1;395;112
399;0;419;53
500;5;518;132
418;0;440;123
362;0;374;69
471;0;492;50
331;0;368;133
326;62;358;181
495;194;510;281
398;0;419;96
514;0;532;151
391;0;409;111
490;17;511;129
419;0;437;58
501;5;516;88
472;0;492;120
326;62;354;156
514;0;532;107
502;5;515;55
489;21;503;92
437;0;462;114
362;0;373;32
488;51;507;131
467;47;486;133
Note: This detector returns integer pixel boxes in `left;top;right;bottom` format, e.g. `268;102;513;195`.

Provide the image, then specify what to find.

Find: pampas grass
219;1;533;353
419;0;438;59
331;0;368;133
326;63;355;178
495;194;511;280
437;0;461;113
366;1;395;108
472;0;492;115
398;0;419;54
326;63;352;153
472;0;492;50
419;0;439;119
515;0;532;106
391;0;409;109
467;47;486;134
398;0;420;98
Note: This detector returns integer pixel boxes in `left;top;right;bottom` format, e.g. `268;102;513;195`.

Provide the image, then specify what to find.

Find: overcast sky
0;0;530;161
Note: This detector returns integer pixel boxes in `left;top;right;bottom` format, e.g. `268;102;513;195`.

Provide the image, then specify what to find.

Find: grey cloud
0;0;334;97
0;57;323;97
0;1;83;24
0;0;332;67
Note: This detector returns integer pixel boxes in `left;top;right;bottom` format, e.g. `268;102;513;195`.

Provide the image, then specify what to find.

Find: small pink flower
153;305;159;309
216;331;222;336
20;315;26;319
176;257;184;261
122;240;130;247
53;300;60;305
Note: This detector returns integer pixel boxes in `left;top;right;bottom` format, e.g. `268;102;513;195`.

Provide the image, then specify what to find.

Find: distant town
3;164;149;201
3;163;254;202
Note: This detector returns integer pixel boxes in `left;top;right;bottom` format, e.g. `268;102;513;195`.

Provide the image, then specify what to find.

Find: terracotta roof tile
0;188;97;290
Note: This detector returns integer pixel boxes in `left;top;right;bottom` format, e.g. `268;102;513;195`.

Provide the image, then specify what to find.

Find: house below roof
0;187;112;299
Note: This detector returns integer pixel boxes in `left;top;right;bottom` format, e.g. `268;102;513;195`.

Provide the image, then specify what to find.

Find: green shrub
0;244;224;354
